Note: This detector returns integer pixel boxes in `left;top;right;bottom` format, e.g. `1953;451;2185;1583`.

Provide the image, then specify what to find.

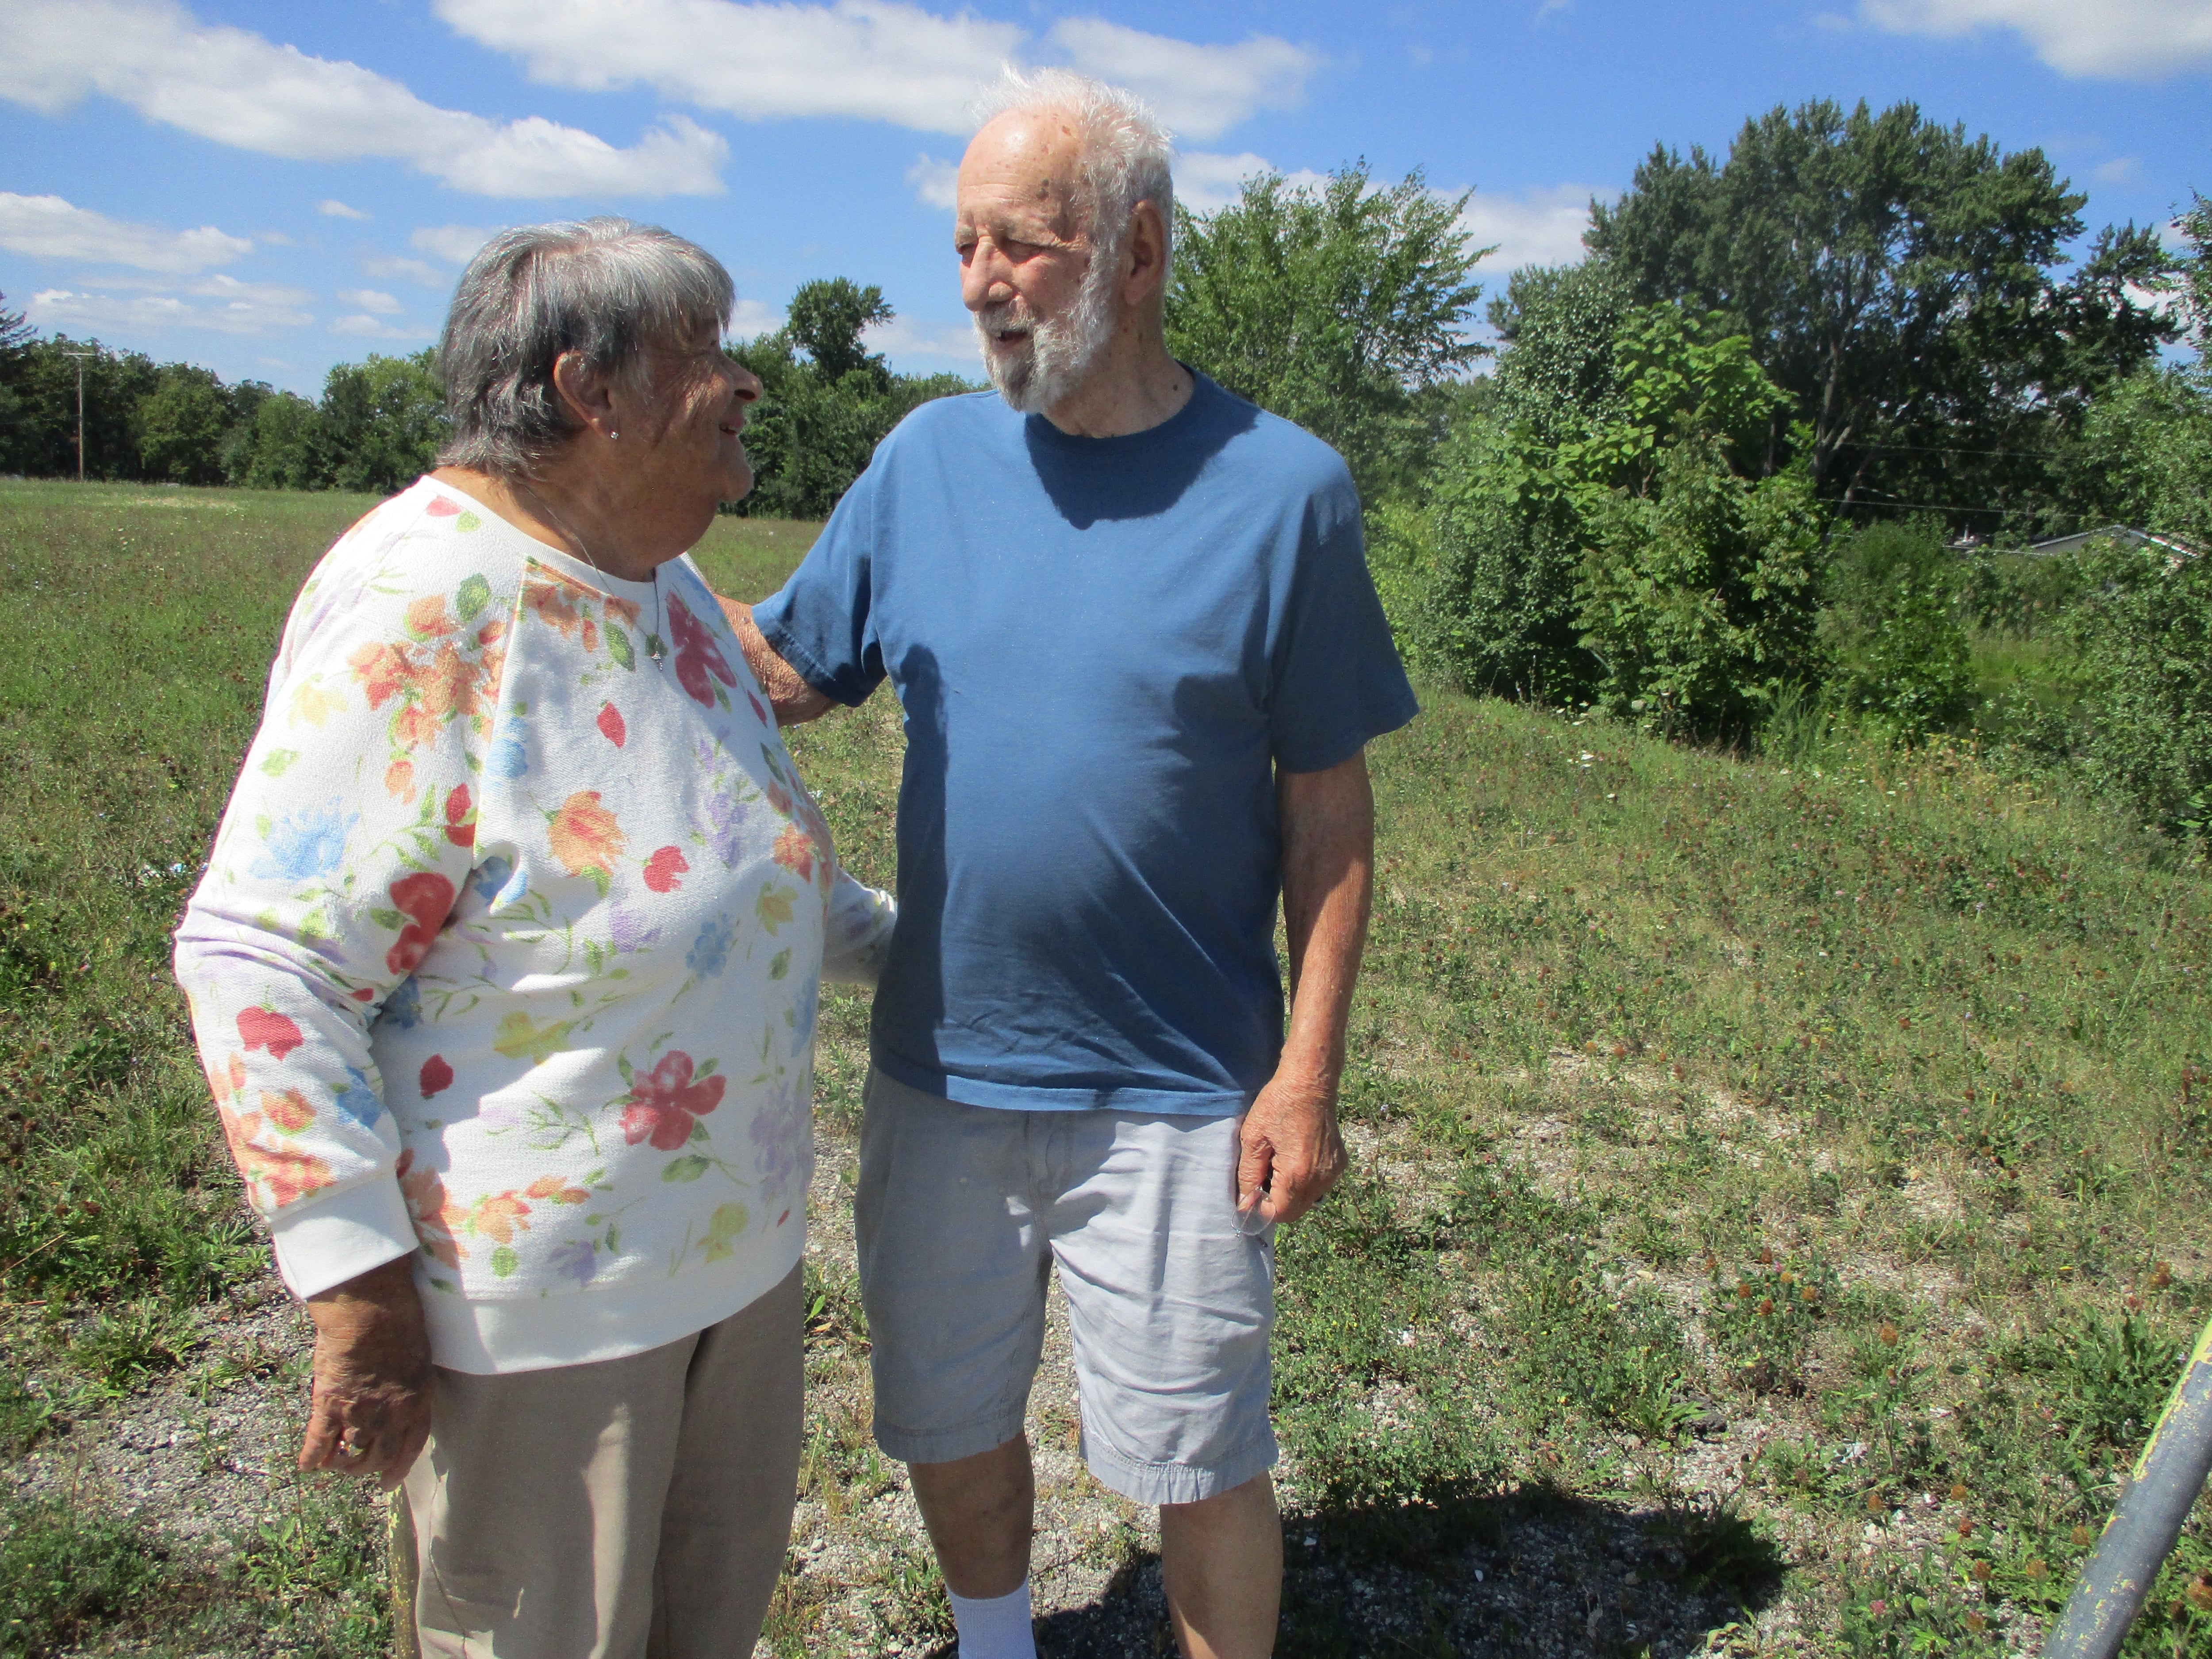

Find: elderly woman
173;218;892;1657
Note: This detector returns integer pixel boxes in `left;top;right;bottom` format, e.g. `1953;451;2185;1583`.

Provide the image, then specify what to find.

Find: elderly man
735;70;1417;1659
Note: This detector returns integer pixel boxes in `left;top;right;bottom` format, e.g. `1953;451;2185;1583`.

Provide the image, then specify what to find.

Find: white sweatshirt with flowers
175;477;894;1373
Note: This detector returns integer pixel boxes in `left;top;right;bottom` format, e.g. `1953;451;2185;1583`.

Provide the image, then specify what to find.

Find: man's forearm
717;595;834;725
1276;750;1375;1088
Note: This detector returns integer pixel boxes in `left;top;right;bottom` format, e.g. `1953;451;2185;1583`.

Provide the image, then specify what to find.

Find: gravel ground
6;1087;1824;1657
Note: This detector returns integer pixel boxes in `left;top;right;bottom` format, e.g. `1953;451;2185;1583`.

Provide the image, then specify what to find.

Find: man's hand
717;596;833;726
300;1256;434;1490
1237;1067;1347;1226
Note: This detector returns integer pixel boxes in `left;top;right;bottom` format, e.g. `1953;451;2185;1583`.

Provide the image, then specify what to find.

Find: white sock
947;1579;1036;1659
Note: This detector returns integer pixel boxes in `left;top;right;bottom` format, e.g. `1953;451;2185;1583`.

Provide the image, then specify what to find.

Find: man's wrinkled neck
1040;316;1192;439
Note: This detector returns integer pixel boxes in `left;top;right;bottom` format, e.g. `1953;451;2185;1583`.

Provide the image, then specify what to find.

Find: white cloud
0;192;251;273
433;0;1320;141
92;271;313;304
864;311;980;362
411;225;497;265
728;297;784;339
363;253;450;286
319;199;371;220
337;287;403;314
908;154;961;210
1043;18;1318;141
28;284;313;335
1855;0;2212;80
1172;152;1326;214
2093;156;2145;185
1457;184;1608;274
331;313;429;339
0;0;728;196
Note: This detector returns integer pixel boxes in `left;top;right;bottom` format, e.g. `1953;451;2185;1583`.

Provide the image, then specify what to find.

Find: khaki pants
399;1264;803;1659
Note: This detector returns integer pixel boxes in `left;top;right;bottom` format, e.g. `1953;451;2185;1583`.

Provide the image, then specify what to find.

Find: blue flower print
467;856;514;907
547;1239;597;1285
487;731;529;780
790;975;819;1049
376;975;423;1031
332;1065;385;1128
687;915;733;979
249;799;357;882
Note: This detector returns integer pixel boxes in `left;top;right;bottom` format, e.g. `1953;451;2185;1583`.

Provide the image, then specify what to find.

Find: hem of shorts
870;1050;1249;1118
1079;1429;1281;1506
417;1227;804;1375
873;1404;1032;1469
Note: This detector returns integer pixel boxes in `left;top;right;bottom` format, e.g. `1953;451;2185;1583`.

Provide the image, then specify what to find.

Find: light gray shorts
855;1067;1278;1507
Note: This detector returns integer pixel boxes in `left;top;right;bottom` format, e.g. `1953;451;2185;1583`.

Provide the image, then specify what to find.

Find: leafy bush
2063;535;2212;835
1578;437;1825;741
1703;1250;1839;1393
1823;519;1975;739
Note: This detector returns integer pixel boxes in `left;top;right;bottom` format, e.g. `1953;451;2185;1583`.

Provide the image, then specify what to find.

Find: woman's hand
300;1256;434;1490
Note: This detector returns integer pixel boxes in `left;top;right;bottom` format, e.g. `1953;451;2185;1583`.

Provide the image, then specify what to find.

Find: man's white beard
974;244;1121;415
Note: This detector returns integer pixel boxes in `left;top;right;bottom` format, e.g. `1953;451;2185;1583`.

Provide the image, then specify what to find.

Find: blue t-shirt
752;372;1419;1115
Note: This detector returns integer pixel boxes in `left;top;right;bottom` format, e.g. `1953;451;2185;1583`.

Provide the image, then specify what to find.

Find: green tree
229;390;327;490
136;364;230;484
1586;99;2176;522
726;290;972;519
2064;368;2212;550
785;278;893;383
0;337;159;479
1166;163;1487;502
319;350;447;495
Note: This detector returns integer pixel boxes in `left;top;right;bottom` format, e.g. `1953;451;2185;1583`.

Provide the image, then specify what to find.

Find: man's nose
961;241;1012;312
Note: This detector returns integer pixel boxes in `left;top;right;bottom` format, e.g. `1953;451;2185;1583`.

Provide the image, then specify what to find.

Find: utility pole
61;349;95;481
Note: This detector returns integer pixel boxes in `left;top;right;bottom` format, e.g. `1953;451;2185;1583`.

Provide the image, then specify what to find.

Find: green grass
5;479;2212;1654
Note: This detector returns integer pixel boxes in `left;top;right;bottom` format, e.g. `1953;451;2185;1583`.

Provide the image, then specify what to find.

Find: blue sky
4;0;2208;397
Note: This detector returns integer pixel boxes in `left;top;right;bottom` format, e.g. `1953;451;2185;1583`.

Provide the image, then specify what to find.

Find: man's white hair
971;67;1176;267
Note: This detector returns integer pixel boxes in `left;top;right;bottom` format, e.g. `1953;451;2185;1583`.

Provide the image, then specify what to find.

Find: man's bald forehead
963;108;1091;198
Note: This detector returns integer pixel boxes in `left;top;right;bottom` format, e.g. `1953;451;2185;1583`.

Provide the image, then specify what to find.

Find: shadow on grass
1032;1482;1787;1659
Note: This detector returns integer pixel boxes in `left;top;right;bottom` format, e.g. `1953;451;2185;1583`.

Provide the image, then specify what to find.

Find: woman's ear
550;350;619;441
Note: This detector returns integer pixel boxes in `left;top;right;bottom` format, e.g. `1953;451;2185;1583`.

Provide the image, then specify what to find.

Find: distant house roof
2024;526;2204;561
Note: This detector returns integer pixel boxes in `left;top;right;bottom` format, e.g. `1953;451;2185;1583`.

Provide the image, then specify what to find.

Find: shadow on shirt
1020;397;1259;530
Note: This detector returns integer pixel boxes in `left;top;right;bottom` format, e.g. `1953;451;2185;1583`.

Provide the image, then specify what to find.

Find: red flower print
396;1148;461;1267
597;702;627;747
425;496;461;518
619;1051;725;1151
237;1007;303;1061
385;871;457;976
419;1056;454;1098
666;595;737;709
771;823;818;884
643;845;689;893
444;784;475;848
261;1088;316;1133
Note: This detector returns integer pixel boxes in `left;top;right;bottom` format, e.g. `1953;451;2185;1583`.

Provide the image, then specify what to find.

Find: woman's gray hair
435;218;734;476
971;69;1175;269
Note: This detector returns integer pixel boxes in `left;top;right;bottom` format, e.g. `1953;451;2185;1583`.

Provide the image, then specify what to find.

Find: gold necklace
517;480;668;662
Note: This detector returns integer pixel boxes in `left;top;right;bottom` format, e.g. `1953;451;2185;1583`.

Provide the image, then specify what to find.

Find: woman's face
620;319;761;511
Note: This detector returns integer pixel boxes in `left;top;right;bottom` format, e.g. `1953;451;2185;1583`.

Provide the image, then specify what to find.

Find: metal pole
62;349;94;481
2040;1316;2212;1659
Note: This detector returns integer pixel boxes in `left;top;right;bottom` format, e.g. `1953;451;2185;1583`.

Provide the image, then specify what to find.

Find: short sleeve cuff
1275;688;1422;774
268;1178;420;1300
748;595;860;708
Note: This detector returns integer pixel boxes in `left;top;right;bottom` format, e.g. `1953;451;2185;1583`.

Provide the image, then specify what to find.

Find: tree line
3;97;2205;828
1156;100;2209;838
0;280;970;516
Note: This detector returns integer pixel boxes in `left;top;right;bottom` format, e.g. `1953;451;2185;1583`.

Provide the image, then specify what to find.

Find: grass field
2;478;2209;1657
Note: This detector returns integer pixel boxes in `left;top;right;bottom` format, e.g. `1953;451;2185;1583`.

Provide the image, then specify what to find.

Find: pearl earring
609;429;620;440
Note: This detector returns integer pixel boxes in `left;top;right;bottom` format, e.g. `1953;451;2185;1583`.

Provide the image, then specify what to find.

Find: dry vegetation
2;480;2208;1657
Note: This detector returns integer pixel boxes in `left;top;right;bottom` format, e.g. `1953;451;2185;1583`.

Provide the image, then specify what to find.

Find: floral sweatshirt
175;478;894;1373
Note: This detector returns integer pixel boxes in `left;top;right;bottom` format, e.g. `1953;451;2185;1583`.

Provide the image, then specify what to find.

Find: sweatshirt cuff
268;1178;420;1300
